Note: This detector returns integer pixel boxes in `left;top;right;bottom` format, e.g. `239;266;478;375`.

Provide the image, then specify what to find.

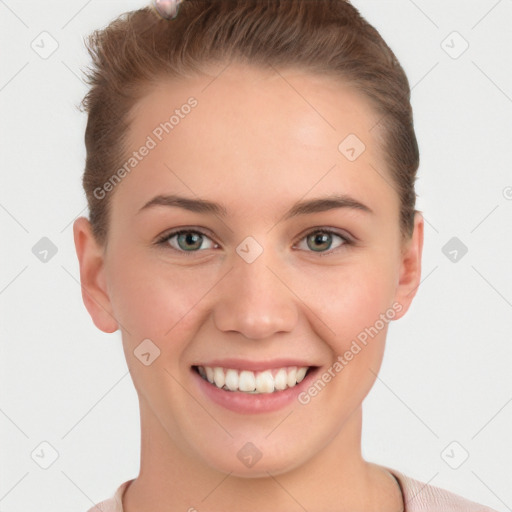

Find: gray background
1;0;511;510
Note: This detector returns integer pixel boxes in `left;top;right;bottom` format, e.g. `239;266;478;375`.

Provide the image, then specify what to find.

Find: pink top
86;468;499;512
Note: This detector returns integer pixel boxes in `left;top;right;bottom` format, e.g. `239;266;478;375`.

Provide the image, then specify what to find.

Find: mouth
192;365;314;394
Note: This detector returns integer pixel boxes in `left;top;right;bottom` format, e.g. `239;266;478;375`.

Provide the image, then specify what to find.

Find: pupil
310;232;331;252
179;232;201;250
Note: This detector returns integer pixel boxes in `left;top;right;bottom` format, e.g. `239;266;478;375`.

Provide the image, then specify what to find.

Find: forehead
118;63;395;217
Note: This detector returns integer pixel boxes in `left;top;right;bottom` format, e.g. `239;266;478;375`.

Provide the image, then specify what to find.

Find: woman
74;0;499;510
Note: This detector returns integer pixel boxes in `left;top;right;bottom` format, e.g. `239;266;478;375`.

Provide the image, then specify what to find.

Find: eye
156;227;352;255
156;229;218;252
295;228;351;254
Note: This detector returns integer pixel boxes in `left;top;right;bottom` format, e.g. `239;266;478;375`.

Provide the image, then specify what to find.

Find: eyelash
155;227;354;256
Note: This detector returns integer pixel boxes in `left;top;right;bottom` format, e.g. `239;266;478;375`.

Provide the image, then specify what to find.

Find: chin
193;437;311;478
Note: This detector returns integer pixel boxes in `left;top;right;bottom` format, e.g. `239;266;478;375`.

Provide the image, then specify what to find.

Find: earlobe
392;212;424;320
73;217;119;333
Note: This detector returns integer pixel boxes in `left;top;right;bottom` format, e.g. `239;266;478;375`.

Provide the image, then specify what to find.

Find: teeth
296;367;308;383
255;370;275;393
213;367;225;388
239;370;256;392
274;368;288;390
196;365;310;394
225;369;239;391
287;367;297;387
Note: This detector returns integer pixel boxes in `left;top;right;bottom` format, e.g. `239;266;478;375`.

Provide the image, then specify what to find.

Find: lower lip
191;367;319;414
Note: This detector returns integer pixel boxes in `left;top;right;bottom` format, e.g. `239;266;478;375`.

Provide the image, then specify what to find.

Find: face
74;63;423;478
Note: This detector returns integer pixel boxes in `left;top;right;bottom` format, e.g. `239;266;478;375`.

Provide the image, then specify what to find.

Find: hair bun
152;0;183;20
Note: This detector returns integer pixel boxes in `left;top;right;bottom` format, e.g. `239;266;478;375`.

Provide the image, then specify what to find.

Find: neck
123;401;401;512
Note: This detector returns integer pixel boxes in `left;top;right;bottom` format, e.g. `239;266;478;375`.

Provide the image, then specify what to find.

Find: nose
212;248;298;340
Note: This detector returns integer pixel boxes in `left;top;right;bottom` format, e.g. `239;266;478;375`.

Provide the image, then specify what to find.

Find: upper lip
193;358;317;372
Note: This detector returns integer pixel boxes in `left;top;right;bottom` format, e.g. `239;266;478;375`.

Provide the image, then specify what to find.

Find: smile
193;365;310;394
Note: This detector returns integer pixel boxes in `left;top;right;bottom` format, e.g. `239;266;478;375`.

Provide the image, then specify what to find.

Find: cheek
106;250;222;345
296;264;395;415
294;257;398;353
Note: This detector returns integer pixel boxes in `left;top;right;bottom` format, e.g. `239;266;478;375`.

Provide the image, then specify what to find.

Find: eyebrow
138;193;374;219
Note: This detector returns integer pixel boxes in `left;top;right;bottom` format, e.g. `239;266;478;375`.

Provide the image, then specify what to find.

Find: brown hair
80;0;419;245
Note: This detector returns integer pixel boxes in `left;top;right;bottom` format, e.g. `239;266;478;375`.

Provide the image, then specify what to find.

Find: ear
73;217;119;333
392;212;424;320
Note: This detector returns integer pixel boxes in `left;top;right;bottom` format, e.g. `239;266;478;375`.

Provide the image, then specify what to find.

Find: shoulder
86;479;134;512
86;473;500;512
387;468;499;512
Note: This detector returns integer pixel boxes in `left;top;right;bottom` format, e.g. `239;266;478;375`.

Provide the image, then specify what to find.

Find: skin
74;62;423;512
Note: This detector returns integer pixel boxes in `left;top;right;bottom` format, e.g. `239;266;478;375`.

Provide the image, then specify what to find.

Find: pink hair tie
153;0;183;20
